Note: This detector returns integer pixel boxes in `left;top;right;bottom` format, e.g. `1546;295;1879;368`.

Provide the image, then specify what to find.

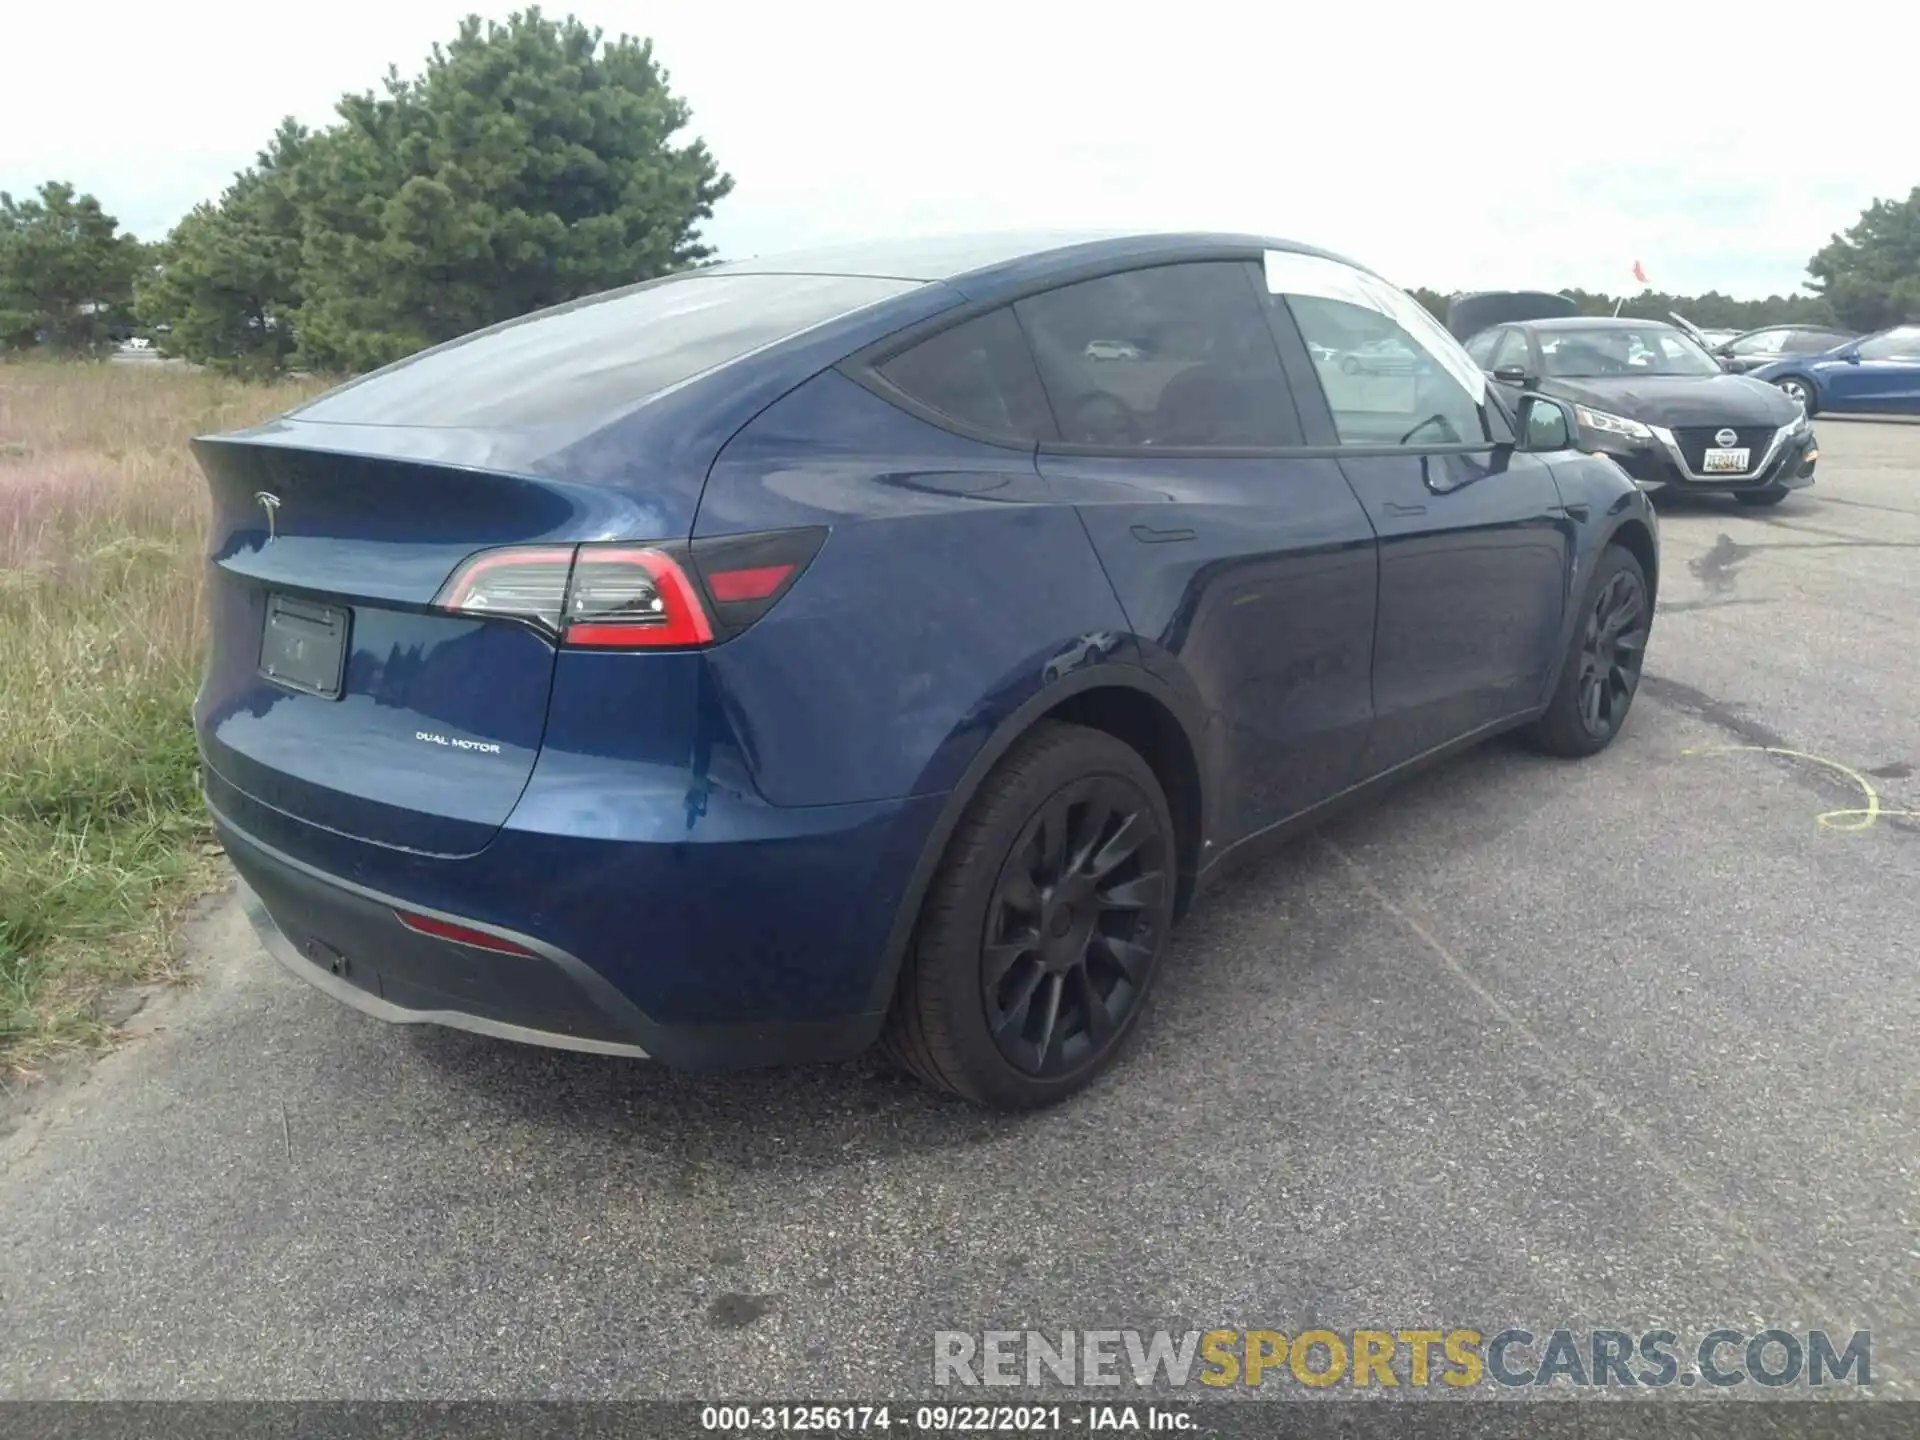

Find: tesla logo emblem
1714;428;1739;447
255;491;281;542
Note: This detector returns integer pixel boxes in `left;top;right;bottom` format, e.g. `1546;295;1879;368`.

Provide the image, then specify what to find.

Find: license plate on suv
1701;447;1751;474
260;593;350;699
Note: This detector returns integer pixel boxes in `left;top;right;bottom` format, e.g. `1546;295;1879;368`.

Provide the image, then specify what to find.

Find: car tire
880;721;1176;1110
1775;376;1818;416
1340;354;1362;375
1518;545;1652;760
1735;487;1790;507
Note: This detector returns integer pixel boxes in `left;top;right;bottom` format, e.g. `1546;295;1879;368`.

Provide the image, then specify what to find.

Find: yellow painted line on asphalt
1680;745;1920;830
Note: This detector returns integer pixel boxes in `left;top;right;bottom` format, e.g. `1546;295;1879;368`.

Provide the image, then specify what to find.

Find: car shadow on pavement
402;1021;1010;1163
398;737;1569;1163
1648;490;1783;517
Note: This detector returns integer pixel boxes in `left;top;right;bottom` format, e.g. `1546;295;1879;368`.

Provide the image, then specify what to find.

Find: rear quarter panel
695;369;1136;807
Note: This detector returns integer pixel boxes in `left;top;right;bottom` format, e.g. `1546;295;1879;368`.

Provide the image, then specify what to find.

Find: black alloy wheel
881;722;1176;1109
1521;545;1652;759
1575;564;1649;742
980;776;1167;1079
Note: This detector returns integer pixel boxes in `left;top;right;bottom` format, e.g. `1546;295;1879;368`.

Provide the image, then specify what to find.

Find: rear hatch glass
292;272;922;430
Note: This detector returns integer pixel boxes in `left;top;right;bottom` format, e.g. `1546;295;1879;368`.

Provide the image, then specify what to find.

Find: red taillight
688;527;829;634
432;528;827;647
562;546;714;648
433;546;576;631
433;543;715;649
396;910;535;956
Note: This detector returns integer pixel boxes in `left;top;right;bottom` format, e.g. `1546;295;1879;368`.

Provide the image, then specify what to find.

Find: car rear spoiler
1444;290;1579;342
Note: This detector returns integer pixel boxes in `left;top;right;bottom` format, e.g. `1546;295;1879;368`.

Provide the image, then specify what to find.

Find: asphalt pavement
4;420;1918;1400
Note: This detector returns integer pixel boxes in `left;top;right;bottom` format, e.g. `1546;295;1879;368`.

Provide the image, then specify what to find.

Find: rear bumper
237;877;651;1058
209;786;931;1070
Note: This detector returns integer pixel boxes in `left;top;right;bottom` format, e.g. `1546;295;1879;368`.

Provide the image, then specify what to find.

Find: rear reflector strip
705;563;796;603
396;910;535;957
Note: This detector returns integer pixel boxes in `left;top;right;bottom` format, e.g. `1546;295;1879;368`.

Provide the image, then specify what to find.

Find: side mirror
1491;363;1530;387
1841;348;1862;364
1517;394;1573;452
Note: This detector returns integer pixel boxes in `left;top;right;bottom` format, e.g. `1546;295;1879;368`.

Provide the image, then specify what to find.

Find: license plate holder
1700;447;1750;474
260;593;349;699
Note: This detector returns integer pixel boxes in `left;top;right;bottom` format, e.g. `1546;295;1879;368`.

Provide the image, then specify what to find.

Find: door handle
1131;524;1196;543
1382;501;1427;517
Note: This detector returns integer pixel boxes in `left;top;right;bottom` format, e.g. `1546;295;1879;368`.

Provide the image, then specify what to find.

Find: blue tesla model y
194;232;1659;1109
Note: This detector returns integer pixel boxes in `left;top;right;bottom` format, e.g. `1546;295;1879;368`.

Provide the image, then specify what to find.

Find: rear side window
1014;262;1302;447
1727;329;1789;357
1793;330;1849;352
876;308;1059;441
295;272;923;429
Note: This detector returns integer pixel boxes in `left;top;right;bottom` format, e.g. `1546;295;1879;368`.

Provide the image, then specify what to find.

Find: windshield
1538;326;1722;379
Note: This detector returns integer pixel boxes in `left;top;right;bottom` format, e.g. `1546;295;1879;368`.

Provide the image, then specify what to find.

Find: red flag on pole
1632;260;1648;285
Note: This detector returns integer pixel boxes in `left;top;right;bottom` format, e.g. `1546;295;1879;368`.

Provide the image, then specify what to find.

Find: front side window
1488;330;1531;371
876;307;1059;441
1014;263;1301;447
1537;326;1720;378
1464;329;1502;366
1285;294;1490;446
1260;249;1491;447
1856;326;1920;361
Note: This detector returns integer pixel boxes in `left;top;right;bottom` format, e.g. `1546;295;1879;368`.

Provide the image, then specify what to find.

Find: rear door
1262;252;1571;772
1019;260;1380;845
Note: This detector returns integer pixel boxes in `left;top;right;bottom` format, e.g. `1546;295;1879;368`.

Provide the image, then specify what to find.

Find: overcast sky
5;1;1916;298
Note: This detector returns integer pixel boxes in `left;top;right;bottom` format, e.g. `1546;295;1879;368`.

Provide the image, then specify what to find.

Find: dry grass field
0;361;326;1074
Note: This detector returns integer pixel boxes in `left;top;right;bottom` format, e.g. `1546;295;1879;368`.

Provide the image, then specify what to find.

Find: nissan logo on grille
1714;428;1739;447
